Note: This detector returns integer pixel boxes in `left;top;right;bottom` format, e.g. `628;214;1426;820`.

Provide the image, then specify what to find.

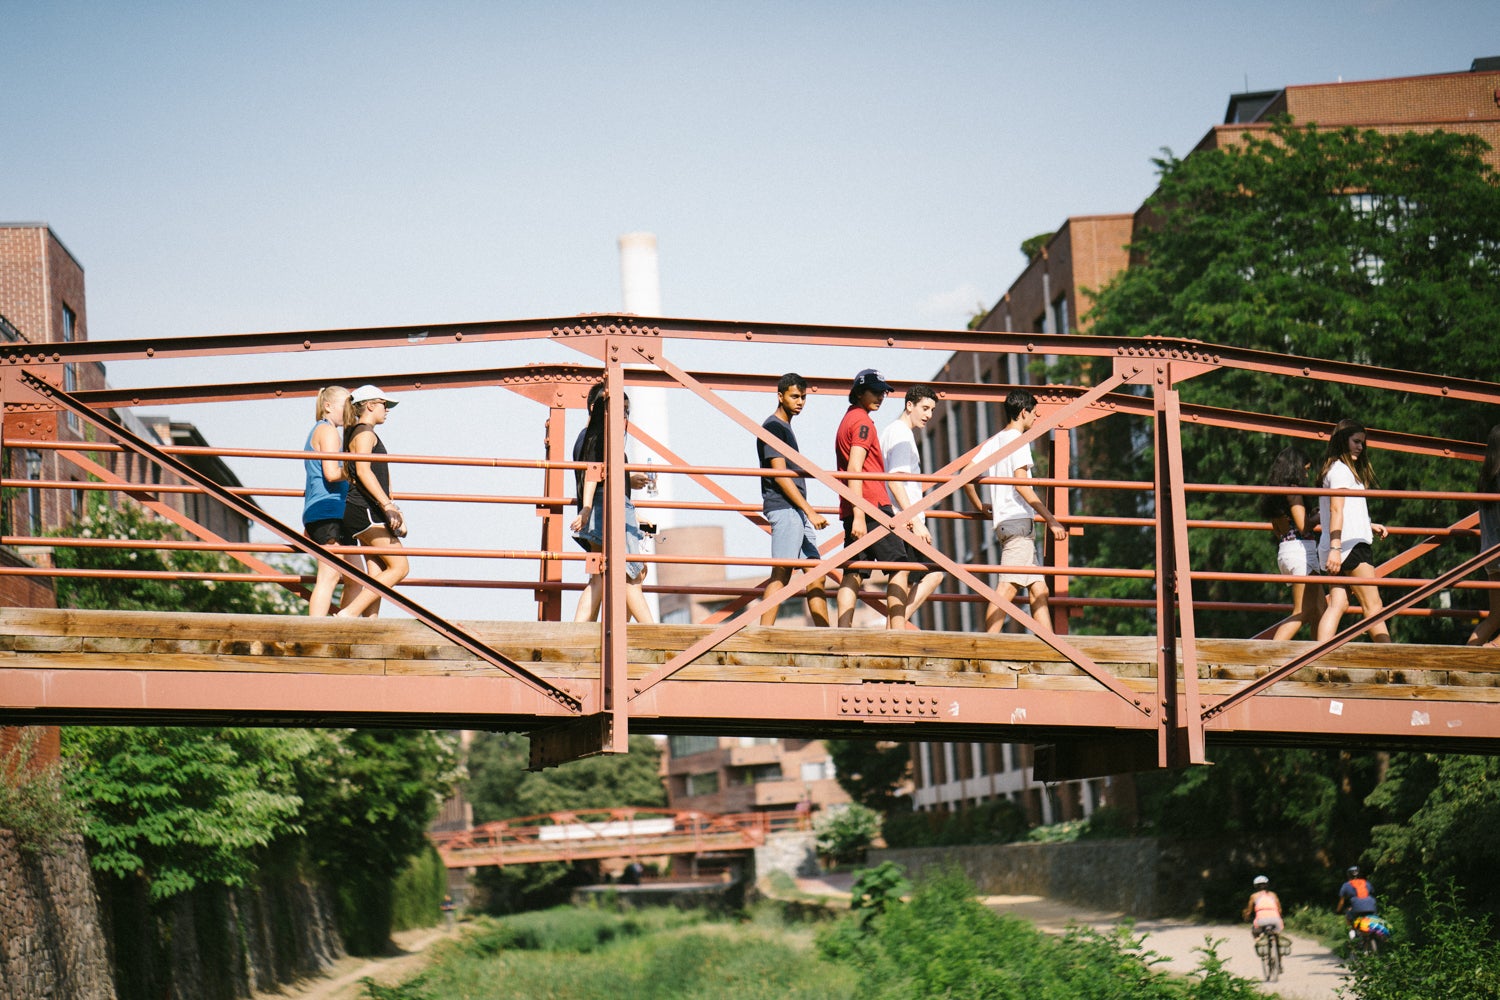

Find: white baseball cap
349;384;399;408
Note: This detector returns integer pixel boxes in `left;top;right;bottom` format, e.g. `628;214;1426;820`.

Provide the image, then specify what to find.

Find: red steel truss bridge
3;314;1499;774
428;807;805;869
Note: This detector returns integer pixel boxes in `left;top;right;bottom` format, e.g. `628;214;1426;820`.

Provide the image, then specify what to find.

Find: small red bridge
428;807;805;869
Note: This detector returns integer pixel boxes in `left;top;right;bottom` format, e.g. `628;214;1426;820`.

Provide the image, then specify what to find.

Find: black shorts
842;507;913;573
1342;541;1375;573
342;500;390;538
305;517;352;547
899;539;939;583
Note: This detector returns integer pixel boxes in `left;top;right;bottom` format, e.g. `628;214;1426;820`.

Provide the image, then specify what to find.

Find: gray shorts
768;506;820;562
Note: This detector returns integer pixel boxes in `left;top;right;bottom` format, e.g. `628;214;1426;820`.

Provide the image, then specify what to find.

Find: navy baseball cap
849;369;894;401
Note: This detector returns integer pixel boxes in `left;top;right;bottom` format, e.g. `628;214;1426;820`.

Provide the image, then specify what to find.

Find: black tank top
344;422;389;510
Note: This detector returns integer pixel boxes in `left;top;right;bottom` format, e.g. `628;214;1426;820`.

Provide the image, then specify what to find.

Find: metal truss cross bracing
4;314;1500;771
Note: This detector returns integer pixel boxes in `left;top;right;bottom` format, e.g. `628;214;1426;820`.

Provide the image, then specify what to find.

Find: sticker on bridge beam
1410;710;1431;727
1329;700;1344;716
838;685;939;719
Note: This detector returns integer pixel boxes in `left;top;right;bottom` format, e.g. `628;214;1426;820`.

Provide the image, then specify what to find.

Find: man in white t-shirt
964;389;1069;634
882;385;946;624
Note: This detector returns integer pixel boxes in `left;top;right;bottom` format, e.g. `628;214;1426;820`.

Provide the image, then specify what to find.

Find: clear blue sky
4;1;1490;619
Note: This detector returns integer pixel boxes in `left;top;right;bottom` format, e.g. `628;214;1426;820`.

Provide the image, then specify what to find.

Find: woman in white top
1315;419;1392;642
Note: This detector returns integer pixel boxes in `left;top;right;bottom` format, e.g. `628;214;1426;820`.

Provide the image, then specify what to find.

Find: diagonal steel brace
22;371;583;713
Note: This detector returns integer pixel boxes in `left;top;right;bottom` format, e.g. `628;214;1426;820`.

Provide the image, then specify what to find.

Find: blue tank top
302;420;348;524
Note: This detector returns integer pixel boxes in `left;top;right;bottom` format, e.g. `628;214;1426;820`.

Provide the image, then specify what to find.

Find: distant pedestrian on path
757;373;829;626
964;389;1069;634
882;384;946;625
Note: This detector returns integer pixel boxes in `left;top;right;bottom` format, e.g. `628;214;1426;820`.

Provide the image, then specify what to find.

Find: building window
62;305;76;342
685;772;720;797
669;735;719;759
1051;294;1070;336
25;450;43;533
800;759;835;782
744;764;782;784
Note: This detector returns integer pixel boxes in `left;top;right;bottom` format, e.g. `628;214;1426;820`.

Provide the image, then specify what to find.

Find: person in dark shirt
758;373;829;626
1337;865;1378;927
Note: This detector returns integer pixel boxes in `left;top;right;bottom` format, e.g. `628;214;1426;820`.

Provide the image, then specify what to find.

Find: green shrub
1342;885;1500;1000
814;803;881;864
390;843;448;932
0;727;84;855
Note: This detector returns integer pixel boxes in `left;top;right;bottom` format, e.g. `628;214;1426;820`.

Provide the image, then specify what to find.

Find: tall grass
366;904;855;1000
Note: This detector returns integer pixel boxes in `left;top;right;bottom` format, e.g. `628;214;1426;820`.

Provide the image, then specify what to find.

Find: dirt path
794;875;1345;1000
250;925;457;1000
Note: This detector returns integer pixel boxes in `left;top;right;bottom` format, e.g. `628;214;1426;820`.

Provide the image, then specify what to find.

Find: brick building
905;58;1500;826
2;224;252;769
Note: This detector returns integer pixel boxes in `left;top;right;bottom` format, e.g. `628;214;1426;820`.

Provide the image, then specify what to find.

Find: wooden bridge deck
4;608;1499;753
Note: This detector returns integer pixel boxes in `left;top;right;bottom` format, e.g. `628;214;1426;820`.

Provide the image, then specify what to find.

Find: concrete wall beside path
871;839;1197;918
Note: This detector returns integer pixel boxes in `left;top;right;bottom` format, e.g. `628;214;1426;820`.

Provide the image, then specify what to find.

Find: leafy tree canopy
465;732;665;822
824;739;911;814
54;494;303;615
1068;120;1500;641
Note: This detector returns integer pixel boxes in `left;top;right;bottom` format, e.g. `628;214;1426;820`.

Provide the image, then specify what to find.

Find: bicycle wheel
1270;934;1282;981
1260;936;1276;981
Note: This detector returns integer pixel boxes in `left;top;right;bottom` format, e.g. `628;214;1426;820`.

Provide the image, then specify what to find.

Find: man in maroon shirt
835;369;916;628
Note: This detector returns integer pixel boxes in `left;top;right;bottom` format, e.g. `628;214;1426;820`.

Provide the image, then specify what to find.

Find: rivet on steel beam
1442;387;1449;395
303;340;312;350
454;332;464;341
1027;343;1035;352
146;348;155;358
887;338;895;346
745;331;753;340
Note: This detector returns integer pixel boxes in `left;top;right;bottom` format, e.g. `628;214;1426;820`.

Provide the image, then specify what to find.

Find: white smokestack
618;232;661;316
618;233;670;620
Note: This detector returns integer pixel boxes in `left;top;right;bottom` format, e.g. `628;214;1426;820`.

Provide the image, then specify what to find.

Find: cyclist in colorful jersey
1243;875;1284;939
1337;865;1378;927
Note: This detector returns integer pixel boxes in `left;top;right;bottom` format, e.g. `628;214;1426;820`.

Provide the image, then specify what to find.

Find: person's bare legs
906;571;945;623
1468;572;1500;646
1273;582;1326;641
1350;567;1392;642
625;578;653;623
1027;582;1054;635
886;571;911;630
308;557;343;616
335;531;407;618
837;570;863;627
574;574;603;622
1318;584;1350;642
986;581;1021;633
805;580;830;627
761;567;794;626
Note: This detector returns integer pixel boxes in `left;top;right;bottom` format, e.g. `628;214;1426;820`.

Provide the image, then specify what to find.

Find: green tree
465;732;664;821
63;726;312;900
1365;753;1500;920
1068;121;1500;642
54;493;302;615
301;728;460;952
824;739;911;814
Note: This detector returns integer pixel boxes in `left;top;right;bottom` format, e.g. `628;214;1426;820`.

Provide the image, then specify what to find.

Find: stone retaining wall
871;838;1205;918
0;830;116;1000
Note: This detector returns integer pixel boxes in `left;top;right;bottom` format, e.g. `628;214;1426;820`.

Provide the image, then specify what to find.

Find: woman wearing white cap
336;385;409;618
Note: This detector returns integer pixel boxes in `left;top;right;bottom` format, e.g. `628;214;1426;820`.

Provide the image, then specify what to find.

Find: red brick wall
1284;70;1500;127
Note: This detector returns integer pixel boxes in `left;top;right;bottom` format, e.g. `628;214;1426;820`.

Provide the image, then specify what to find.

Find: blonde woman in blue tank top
303;385;355;615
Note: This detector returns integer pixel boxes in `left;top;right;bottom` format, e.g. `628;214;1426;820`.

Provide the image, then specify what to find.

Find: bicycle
1254;930;1288;982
